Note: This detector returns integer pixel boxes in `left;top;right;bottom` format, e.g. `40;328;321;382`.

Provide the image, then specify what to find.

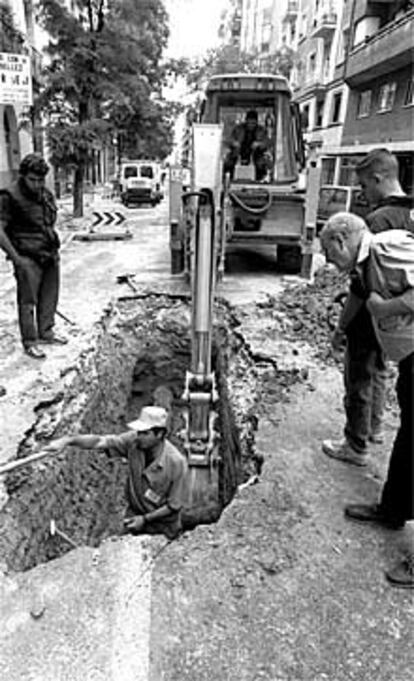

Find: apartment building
239;1;413;192
241;0;286;66
219;0;243;50
283;1;348;185
335;0;414;192
284;0;413;190
0;0;40;187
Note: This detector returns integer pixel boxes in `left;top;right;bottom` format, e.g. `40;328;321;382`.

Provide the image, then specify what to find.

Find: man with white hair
320;213;414;588
44;405;189;540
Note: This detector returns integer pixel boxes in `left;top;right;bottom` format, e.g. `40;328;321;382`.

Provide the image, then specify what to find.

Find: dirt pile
257;266;348;365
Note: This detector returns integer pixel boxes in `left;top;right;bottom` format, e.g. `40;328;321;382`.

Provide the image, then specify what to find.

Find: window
404;77;414;106
357;90;371;118
377;82;397;112
140;166;154;179
124;166;138;179
301;104;310;130
331;92;342;123
340;29;349;62
338;156;362;186
309;52;316;77
315;98;325;128
218;95;296;183
321;157;336;185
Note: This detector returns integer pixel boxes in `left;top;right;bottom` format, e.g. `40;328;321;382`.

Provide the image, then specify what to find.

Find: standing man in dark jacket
0;153;67;359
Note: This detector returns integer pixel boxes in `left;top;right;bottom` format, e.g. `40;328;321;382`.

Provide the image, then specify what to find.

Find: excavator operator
223;109;272;181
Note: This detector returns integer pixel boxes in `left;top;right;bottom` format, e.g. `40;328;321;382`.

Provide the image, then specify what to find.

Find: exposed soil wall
0;296;260;572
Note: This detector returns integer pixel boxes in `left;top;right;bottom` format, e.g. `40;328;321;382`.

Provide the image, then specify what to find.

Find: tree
35;0;173;215
185;43;296;93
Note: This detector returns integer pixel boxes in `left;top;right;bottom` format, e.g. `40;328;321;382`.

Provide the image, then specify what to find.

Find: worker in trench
43;406;189;540
0;153;67;359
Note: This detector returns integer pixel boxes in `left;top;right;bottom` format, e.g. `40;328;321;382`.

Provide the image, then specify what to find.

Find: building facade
237;0;413;191
241;0;285;67
335;0;414;191
0;0;39;187
282;0;349;186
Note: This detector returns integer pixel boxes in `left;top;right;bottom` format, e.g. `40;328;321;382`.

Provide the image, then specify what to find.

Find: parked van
119;160;163;207
316;185;369;234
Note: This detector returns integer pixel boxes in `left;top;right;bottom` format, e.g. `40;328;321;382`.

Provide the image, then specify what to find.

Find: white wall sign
0;52;33;106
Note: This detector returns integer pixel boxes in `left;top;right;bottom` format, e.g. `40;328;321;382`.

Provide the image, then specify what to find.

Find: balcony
283;1;299;23
312;12;338;40
345;9;414;85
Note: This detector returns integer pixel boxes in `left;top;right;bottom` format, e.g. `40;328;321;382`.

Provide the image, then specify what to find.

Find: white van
119;160;162;207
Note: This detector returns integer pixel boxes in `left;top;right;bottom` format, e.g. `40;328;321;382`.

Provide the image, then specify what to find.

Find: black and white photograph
0;1;413;679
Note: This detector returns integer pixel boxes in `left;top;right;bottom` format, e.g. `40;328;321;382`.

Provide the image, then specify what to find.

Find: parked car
316;185;370;234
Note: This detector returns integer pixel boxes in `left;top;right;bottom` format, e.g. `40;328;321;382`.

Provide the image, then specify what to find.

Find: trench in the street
0;294;304;573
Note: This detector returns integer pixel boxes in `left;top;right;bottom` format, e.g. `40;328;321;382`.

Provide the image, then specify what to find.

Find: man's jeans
381;352;414;521
343;345;388;452
13;256;59;346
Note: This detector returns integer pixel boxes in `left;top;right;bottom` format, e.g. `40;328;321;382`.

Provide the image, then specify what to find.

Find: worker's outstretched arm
43;434;107;453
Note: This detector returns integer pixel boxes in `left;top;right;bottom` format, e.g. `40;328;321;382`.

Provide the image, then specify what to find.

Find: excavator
171;73;314;520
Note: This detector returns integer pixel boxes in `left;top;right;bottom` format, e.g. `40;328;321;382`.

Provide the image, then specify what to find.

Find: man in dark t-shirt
357;148;414;235
366;195;414;234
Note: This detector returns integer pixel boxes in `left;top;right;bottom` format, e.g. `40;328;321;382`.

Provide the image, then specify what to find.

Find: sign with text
0;52;32;106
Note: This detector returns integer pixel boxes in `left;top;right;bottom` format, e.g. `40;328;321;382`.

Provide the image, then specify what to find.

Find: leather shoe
344;503;405;530
38;334;68;345
385;555;414;588
322;439;368;467
24;344;46;359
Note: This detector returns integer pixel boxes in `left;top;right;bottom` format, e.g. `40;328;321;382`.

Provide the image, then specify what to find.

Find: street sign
0;52;32;106
92;211;126;227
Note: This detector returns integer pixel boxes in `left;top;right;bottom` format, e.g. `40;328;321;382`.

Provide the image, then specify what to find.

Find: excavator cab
201;73;307;274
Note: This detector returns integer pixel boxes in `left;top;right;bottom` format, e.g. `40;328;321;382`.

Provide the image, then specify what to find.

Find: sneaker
322;439;368;467
369;430;385;444
385;555;414;588
24;344;46;360
344;503;405;530
38;334;68;345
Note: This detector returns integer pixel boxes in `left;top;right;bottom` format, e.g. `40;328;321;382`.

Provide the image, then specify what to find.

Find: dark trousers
380;352;414;521
343;344;388;452
13;256;59;346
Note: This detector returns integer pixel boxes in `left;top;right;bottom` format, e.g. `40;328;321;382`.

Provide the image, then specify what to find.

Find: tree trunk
73;163;84;217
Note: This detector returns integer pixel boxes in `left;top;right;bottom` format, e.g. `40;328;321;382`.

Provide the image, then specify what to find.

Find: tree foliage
34;0;176;213
184;43;296;92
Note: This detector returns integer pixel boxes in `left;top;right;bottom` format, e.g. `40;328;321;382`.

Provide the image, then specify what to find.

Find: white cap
127;406;168;432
